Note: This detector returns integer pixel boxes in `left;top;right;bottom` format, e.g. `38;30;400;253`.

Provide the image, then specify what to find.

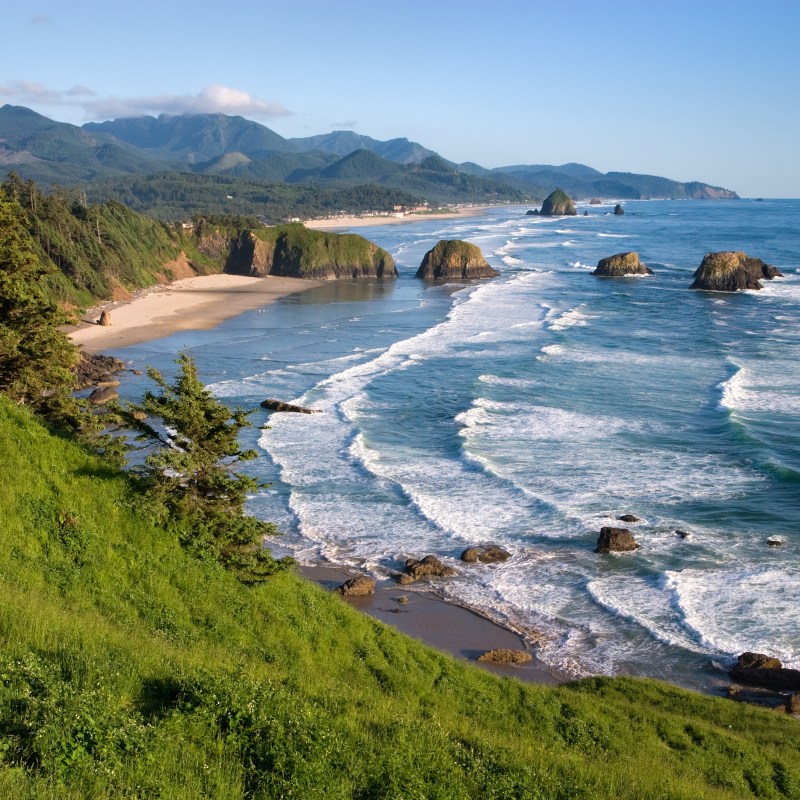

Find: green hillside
0;396;799;798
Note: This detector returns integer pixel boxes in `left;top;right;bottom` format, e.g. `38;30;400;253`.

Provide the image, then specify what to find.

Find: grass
0;396;798;798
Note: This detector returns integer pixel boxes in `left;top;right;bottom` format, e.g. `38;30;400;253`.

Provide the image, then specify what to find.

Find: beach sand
304;205;496;231
68;273;323;353
302;565;564;685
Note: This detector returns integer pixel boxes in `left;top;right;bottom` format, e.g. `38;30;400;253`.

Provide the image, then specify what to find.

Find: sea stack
535;188;577;217
614;204;625;216
593;252;653;277
690;251;783;291
415;240;499;280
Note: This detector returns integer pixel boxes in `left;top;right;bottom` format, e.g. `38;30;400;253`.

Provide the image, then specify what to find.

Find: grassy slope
0;398;798;799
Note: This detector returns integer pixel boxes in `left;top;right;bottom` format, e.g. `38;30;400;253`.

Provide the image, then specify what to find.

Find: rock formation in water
730;652;800;691
460;545;512;563
590;197;602;205
397;555;457;584
614;204;625;216
261;399;319;414
531;188;577;217
595;527;639;553
593;252;653;277
690;251;783;291
415;240;498;280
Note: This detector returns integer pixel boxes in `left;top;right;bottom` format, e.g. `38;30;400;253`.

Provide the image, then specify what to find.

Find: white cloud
0;81;289;121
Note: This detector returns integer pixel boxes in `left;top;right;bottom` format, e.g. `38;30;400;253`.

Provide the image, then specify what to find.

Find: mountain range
0;104;739;218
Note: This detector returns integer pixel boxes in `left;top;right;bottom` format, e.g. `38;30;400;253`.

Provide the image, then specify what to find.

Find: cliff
415;239;499;280
196;222;397;281
690;251;783;291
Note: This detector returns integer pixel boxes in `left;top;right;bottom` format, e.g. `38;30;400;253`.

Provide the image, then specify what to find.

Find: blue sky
2;0;799;196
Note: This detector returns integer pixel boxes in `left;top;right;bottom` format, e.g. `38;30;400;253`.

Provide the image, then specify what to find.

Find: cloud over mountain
0;81;289;121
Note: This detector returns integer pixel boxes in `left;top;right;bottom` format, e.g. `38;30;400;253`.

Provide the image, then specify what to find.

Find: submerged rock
477;649;532;664
595;527;639;553
261;399;319;414
617;514;642;523
398;555;457;584
460;545;512;564
593;252;653;277
690;251;783;291
415;240;498;280
337;575;376;597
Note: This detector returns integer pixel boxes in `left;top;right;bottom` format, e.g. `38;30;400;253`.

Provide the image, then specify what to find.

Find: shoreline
300;563;566;685
304;204;498;230
67;273;324;353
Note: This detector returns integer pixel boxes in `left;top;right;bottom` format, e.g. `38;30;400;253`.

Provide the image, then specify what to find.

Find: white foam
597;233;633;239
545;305;589;331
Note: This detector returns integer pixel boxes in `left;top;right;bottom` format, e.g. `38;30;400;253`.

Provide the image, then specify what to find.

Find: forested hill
0;106;738;220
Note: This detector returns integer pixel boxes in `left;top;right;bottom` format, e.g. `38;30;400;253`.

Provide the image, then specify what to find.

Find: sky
2;0;799;197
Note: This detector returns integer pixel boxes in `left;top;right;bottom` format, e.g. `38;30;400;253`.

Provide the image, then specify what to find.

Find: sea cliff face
197;223;397;281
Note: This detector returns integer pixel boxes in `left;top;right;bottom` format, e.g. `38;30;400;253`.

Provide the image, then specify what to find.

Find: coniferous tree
126;352;291;581
0;187;78;412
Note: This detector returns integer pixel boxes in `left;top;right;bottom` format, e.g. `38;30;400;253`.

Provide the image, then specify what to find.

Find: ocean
109;199;800;692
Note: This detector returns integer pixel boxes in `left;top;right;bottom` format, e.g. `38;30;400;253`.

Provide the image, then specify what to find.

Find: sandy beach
301;565;565;685
69;273;323;353
304;205;497;230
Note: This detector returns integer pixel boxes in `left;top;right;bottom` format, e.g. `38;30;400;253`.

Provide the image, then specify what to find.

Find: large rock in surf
593;252;653;277
261;399;319;414
595;527;639;553
460;544;512;564
206;222;397;281
398;555;457;584
415;240;498;280
590;197;602;205
690;251;783;291
533;188;577;217
614;204;625;216
729;652;800;691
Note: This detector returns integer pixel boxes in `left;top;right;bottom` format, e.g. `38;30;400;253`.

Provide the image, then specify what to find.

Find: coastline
304;204;497;230
300;564;565;685
68;273;324;353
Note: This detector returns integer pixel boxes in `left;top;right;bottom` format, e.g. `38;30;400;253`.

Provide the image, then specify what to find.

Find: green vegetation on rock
537;188;577;216
416;239;499;280
690;251;783;291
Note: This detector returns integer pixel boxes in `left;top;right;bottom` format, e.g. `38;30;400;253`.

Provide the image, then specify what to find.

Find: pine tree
126;352;291;582
0;187;78;411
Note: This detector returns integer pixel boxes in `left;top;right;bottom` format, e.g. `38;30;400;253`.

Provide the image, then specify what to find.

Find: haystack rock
593;252;653;277
614;204;625;216
415;240;498;280
536;188;577;217
690;251;783;291
595;527;639;553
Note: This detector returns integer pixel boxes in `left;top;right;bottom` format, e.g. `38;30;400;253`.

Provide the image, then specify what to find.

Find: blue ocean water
110;199;800;690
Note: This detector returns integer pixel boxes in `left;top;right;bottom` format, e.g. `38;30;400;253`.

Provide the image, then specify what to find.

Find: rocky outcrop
530;188;577;217
88;386;119;405
98;310;112;326
75;352;126;390
477;649;532;664
460;545;512;564
595;527;639;553
199;223;397;281
337;575;376;597
729;652;800;690
261;399;319;414
415;240;498;280
690;251;783;291
614;204;624;216
593;252;653;277
397;555;457;584
617;514;642;523
590;198;602;205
